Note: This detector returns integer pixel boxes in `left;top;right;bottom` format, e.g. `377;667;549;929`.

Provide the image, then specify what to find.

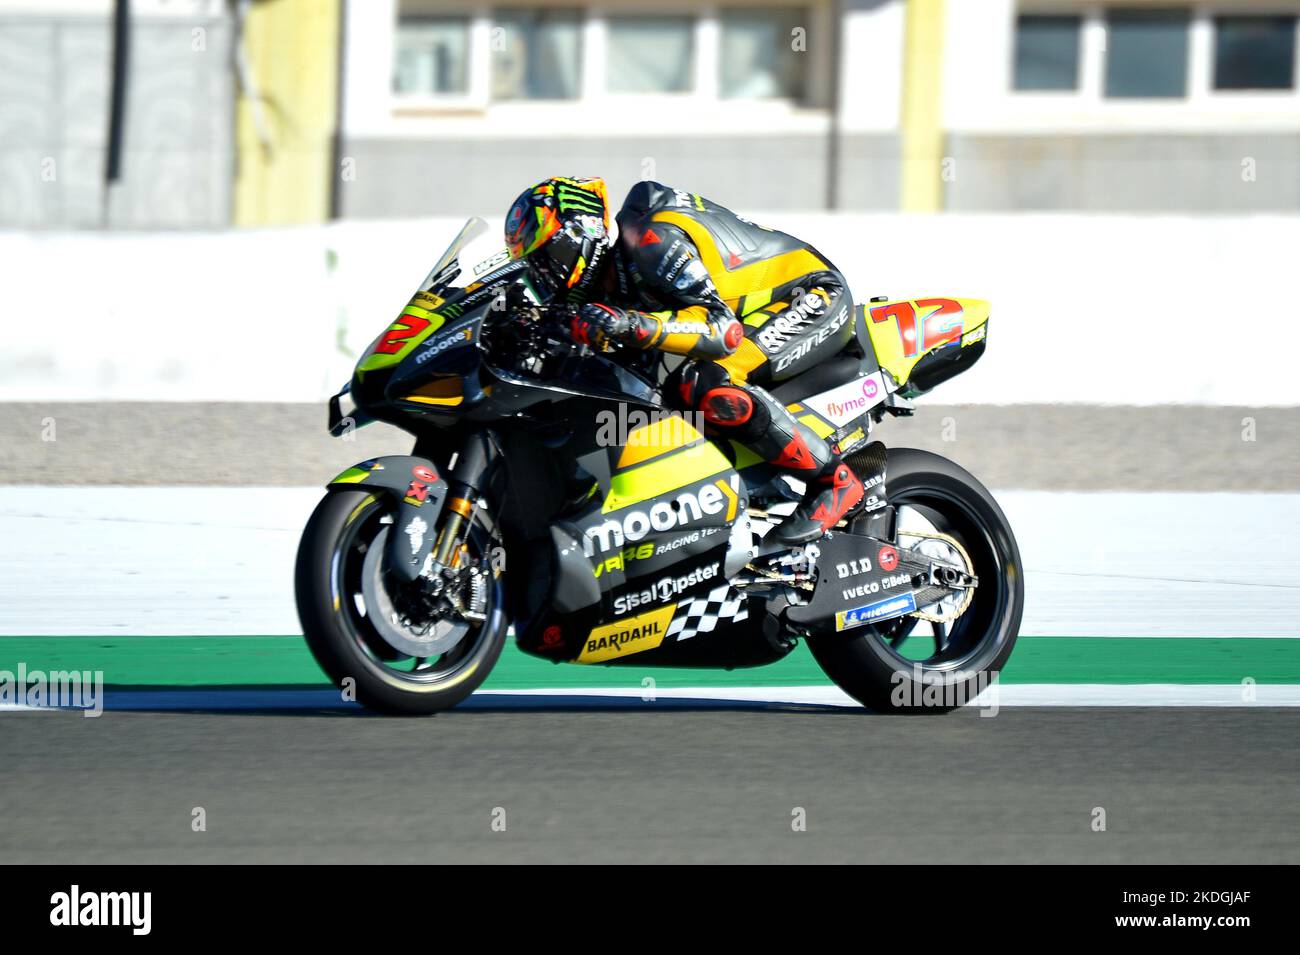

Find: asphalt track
1;705;1295;864
4;401;1299;491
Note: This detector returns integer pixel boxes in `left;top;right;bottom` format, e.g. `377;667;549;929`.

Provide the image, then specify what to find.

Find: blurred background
2;0;1298;467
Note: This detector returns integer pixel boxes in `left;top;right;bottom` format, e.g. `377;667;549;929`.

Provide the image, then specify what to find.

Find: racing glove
571;303;652;352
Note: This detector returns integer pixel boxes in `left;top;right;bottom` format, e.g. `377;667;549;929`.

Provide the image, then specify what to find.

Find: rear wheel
295;489;507;714
807;448;1023;712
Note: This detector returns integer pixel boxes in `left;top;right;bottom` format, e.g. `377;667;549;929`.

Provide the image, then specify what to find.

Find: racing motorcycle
295;218;1023;714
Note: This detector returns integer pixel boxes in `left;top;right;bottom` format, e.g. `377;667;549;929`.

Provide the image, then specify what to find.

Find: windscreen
419;217;490;293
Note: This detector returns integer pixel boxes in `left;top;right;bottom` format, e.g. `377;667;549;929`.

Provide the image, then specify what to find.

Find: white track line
3;488;1300;637
476;683;1300;707
4;683;1298;712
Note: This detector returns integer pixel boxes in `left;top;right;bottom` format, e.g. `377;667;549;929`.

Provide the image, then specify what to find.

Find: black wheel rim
330;494;498;687
861;484;1013;674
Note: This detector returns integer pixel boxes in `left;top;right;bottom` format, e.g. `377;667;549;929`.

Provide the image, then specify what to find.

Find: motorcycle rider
503;176;864;544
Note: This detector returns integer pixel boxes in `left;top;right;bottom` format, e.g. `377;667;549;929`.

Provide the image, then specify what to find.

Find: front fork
423;430;499;574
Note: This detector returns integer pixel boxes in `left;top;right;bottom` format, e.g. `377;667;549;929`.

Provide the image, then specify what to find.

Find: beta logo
878;545;899;573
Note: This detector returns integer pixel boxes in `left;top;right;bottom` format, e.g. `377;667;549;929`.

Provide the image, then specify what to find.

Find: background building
3;0;1297;229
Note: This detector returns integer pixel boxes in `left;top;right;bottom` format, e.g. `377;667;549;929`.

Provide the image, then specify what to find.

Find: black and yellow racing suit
598;182;861;540
611;181;853;376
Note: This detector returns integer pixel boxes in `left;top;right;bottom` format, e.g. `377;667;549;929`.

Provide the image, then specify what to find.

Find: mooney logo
582;475;740;556
416;323;474;362
757;294;825;352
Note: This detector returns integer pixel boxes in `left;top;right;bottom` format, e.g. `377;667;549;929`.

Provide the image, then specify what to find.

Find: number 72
869;298;964;359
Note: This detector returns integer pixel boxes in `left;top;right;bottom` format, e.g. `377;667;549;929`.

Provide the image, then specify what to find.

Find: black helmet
504;176;612;303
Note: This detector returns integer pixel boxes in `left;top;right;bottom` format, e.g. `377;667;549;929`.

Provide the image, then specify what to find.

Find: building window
492;8;583;100
1013;15;1082;91
1214;15;1297;90
719;8;807;100
607;16;695;94
1104;9;1190;98
394;17;470;95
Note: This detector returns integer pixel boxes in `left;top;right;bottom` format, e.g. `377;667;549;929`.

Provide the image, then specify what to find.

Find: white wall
2;212;1298;405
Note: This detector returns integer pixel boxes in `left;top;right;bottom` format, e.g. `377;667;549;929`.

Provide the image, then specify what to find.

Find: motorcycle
295;218;1023;714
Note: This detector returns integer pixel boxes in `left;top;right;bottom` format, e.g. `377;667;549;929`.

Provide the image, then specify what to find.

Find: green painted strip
0;636;1296;688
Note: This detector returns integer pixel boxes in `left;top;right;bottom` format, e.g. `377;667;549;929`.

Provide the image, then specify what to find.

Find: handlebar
515;301;579;326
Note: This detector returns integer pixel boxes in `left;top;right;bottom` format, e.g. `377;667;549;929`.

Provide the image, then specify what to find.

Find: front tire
807;448;1024;713
295;489;508;715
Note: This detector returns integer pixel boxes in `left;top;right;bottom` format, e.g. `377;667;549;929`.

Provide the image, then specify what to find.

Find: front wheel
807;448;1024;713
295;489;508;714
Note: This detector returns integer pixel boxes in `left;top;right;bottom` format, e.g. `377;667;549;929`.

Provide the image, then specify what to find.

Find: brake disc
898;529;976;624
360;527;472;658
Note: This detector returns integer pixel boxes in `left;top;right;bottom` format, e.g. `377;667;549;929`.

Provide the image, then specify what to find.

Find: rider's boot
700;383;864;545
771;458;865;544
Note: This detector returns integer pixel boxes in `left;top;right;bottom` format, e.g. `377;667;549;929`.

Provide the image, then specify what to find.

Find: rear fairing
863;297;989;396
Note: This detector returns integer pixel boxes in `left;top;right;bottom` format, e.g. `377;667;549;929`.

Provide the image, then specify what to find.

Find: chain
897;528;977;623
742;561;816;591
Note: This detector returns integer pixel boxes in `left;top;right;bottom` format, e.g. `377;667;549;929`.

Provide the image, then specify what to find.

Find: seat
771;353;870;405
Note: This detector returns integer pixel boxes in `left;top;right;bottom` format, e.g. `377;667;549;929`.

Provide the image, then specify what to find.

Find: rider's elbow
716;317;744;357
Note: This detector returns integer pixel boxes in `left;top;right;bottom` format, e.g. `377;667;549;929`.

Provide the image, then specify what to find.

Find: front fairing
348;219;664;424
350;255;530;414
353;259;529;381
483;347;661;409
368;297;662;426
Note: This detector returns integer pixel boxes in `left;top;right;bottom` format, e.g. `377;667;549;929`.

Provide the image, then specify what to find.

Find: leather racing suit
578;181;863;543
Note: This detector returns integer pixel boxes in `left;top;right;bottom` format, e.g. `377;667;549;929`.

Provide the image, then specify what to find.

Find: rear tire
807;448;1023;713
295;489;508;715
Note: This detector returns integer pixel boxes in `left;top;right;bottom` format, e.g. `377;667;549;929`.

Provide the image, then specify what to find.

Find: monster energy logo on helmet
550;178;606;218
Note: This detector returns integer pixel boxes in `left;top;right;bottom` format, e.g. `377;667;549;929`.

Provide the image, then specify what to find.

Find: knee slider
680;361;732;409
701;387;754;426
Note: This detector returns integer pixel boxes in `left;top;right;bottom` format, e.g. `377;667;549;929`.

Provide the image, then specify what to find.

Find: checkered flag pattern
664;584;750;642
